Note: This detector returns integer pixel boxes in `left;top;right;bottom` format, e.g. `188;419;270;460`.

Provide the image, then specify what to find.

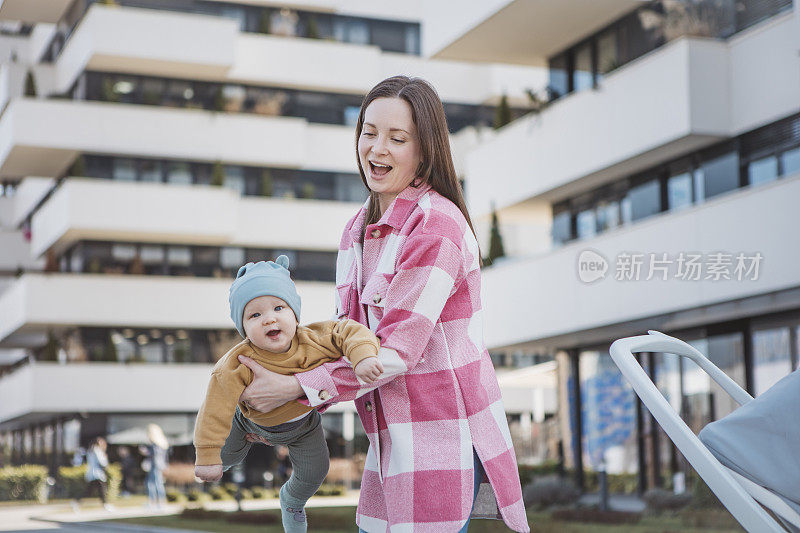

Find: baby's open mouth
370;161;392;176
266;329;281;338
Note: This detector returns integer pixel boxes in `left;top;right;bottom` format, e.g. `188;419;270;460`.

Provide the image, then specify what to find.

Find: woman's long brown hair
355;75;480;249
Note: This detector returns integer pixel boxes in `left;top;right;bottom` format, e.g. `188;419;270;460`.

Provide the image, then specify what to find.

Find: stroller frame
609;330;800;533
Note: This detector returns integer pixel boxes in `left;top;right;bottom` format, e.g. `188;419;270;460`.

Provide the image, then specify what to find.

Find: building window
667;171;693;211
573;43;594;92
748;154;778;186
627;179;661;222
697;151;739;200
576;209;597;240
752;326;793;396
552;211;572;245
596;29;619;78
596;201;620;232
781;146;800;176
549;53;569;99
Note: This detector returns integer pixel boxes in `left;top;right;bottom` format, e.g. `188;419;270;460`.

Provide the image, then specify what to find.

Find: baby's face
243;295;297;352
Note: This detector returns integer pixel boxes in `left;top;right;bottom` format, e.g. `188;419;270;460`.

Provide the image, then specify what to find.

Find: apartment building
429;0;800;492
0;0;551;484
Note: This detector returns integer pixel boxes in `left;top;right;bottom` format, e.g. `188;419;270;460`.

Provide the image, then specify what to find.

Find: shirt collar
348;183;432;242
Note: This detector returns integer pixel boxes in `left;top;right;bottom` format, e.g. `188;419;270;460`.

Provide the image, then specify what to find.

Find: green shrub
166;488;187;503
57;463;121;501
314;484;345;496
0;465;49;502
249;485;268;499
187;488;211;503
523;475;580;510
239;488;253;500
222;482;238;495
208;485;233;500
518;461;561;487
642;488;691;512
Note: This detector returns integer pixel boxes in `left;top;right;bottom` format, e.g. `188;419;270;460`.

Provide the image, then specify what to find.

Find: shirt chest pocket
359;275;389;328
335;283;353;319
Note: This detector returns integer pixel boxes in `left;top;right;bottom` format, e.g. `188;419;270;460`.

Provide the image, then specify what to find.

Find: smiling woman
239;76;530;533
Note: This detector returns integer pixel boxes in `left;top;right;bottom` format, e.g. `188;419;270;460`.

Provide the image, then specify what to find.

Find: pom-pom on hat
229;255;301;338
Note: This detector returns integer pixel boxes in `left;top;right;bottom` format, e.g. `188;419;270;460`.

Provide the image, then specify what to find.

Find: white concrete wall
728;12;800;134
0;99;357;177
464;37;731;217
481;173;800;349
29;178;359;257
0;363;213;421
0;231;42;272
463;14;800;217
11;176;54;227
53;5;238;94
40;5;541;105
421;0;511;59
0;273;336;342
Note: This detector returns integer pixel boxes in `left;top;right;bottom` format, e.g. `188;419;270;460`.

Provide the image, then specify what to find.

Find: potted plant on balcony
211;161;225;187
261;169;273;197
494;94;512;130
24;71;36;97
483;205;506;267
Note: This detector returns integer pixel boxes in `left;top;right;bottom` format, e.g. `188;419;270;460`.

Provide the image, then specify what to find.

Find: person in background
140;423;169;509
117;446;136;497
73;437;113;512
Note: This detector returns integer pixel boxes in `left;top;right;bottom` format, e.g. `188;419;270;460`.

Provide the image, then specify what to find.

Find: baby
193;255;382;532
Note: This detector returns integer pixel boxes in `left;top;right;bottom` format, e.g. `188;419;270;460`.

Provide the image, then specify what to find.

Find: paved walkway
1;492;361;533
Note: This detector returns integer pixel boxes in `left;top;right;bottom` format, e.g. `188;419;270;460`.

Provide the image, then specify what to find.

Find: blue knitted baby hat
228;255;301;338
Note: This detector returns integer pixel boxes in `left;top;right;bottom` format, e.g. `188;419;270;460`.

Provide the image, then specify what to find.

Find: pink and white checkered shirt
296;184;529;532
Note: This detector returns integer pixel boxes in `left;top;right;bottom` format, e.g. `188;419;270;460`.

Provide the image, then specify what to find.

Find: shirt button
371;229;381;238
365;401;373;412
372;294;382;304
318;390;331;401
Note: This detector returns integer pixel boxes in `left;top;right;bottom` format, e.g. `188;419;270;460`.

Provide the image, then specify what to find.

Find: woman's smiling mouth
369;161;392;177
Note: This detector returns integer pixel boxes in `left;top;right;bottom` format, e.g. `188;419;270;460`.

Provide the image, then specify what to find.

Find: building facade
0;0;548;486
430;0;800;492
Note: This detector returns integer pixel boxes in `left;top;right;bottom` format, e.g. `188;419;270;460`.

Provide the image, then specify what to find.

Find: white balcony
52;5;238;93
465;37;733;217
0;273;336;345
465;14;800;217
43;5;542;105
481;174;800;351
424;0;646;65
0;361;358;425
28;178;358;257
0;99;357;177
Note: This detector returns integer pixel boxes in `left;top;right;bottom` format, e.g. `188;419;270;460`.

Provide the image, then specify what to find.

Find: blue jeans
358;450;485;533
145;470;166;503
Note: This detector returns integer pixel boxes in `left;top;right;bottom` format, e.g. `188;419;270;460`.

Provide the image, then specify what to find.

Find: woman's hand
238;355;304;413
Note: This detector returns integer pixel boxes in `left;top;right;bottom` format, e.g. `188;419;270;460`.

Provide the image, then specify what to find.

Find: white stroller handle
609;330;785;533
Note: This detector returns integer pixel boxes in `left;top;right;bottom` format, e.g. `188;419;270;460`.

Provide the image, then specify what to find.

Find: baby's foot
279;484;307;533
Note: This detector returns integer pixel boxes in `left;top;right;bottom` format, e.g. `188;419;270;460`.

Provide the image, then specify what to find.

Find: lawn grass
109;506;745;532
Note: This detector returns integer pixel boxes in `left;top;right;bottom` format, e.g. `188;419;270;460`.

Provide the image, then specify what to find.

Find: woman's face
358;97;422;215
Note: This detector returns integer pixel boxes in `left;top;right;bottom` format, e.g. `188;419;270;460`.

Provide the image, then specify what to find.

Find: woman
76;437;112;511
239;76;528;532
140;423;169;509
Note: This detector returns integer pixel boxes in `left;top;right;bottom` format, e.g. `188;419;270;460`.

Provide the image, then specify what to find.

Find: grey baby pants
221;407;329;502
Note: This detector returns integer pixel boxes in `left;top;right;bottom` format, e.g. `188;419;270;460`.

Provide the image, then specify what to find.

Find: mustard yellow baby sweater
194;319;379;465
